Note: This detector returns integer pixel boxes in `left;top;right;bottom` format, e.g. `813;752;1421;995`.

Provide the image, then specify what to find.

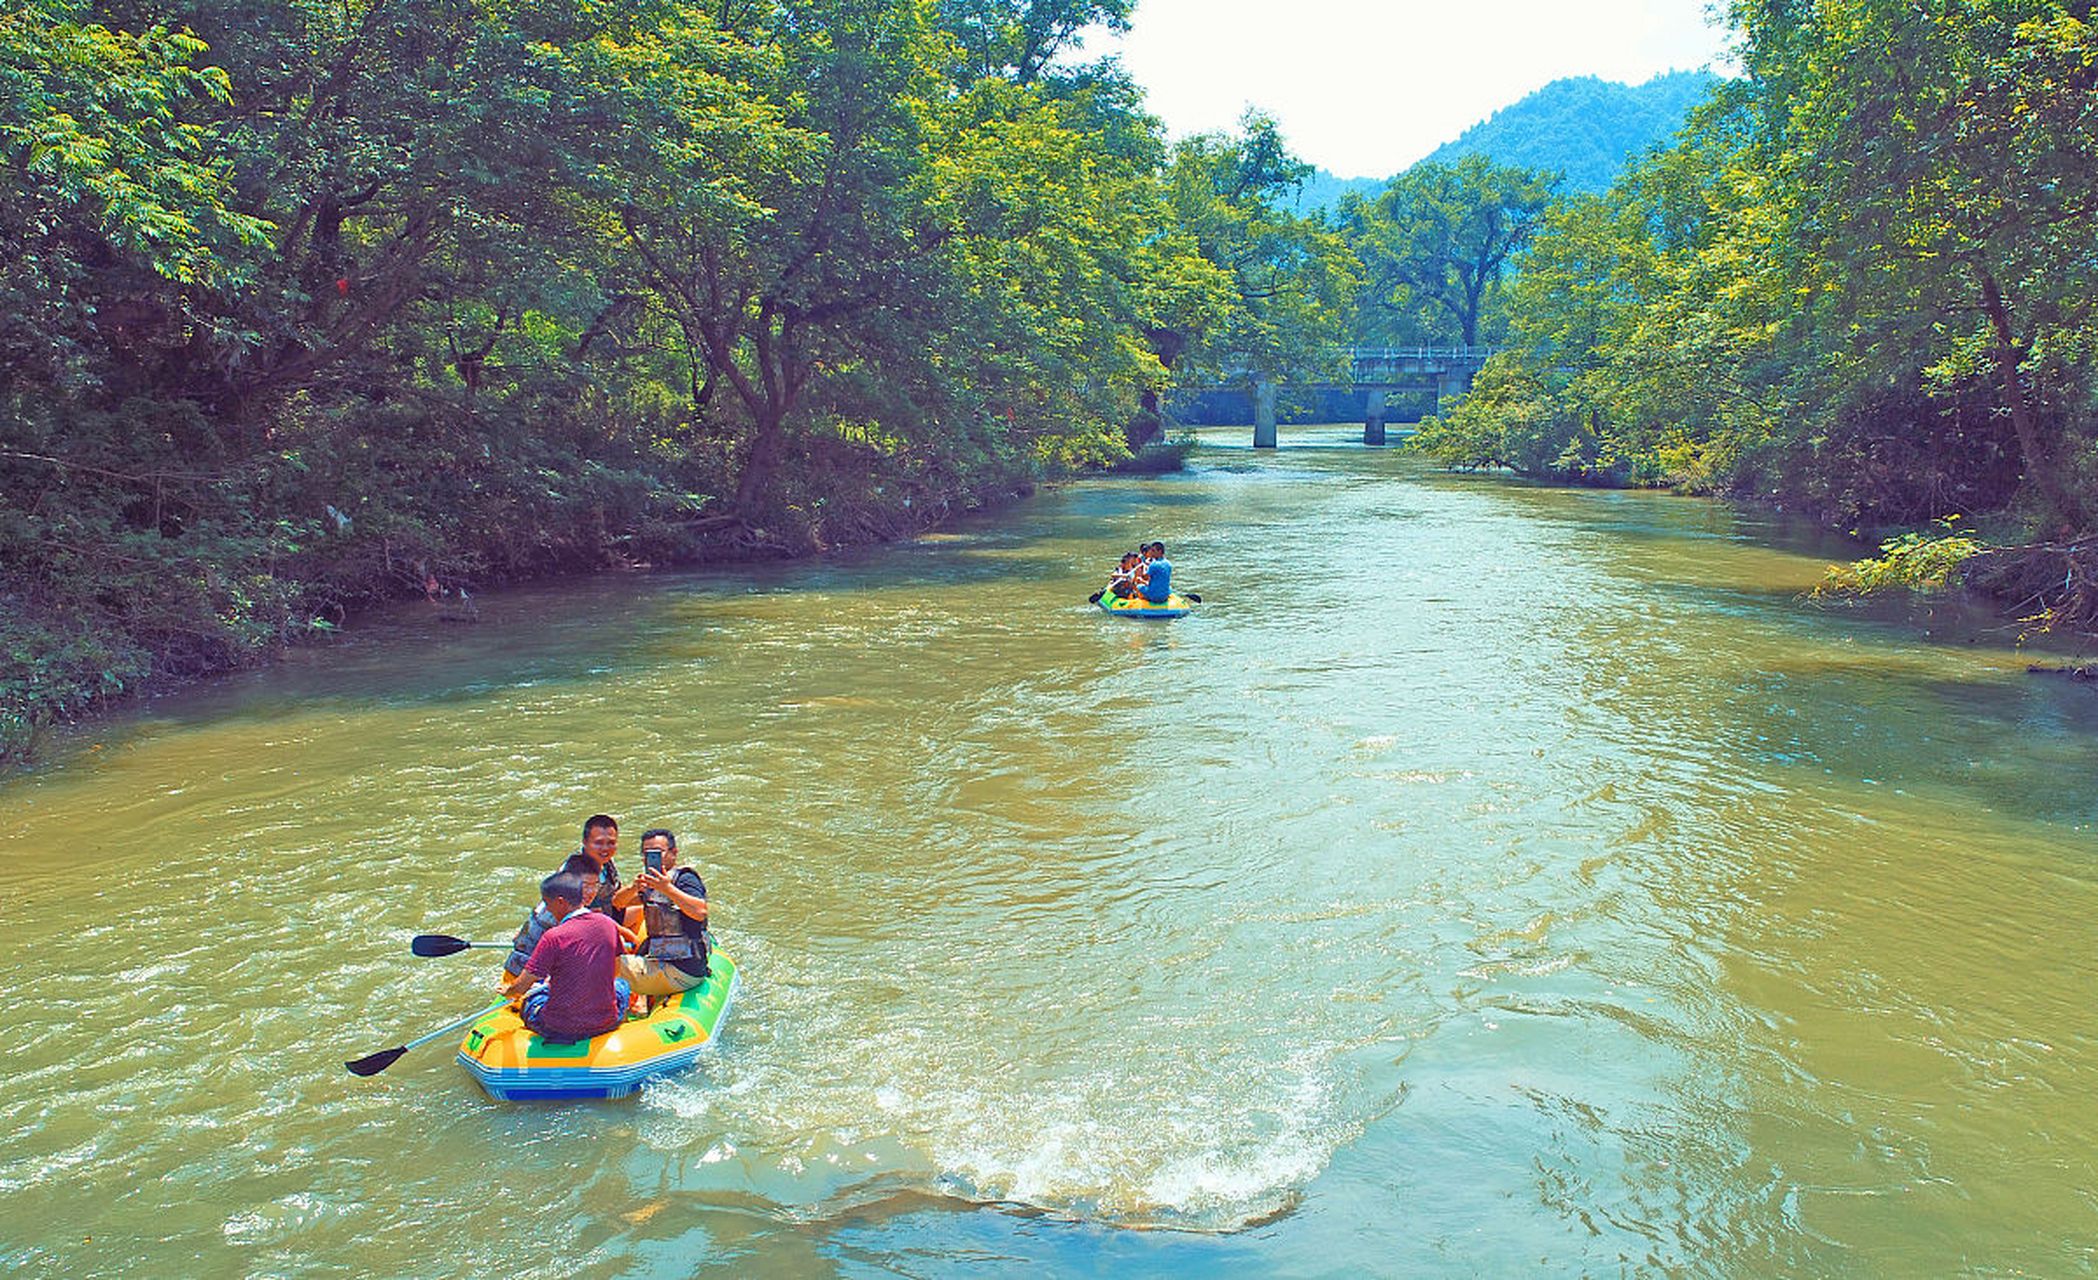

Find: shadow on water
20;506;1206;763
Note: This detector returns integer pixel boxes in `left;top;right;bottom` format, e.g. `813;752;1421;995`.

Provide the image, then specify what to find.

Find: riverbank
0;461;1042;771
1404;436;2098;647
22;422;2086;775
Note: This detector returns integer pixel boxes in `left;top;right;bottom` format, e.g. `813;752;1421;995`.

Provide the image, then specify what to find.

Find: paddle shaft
403;999;509;1051
345;998;509;1076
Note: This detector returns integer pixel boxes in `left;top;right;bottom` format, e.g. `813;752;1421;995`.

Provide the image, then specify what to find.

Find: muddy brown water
3;426;2095;1276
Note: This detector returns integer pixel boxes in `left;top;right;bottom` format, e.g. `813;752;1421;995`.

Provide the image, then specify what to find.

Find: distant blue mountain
1288;70;1720;212
1290;170;1386;213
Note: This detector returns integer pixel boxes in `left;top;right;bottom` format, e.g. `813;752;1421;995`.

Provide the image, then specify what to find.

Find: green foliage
1156;111;1357;389
1815;520;1984;597
1108;432;1196;474
1433;0;2098;579
1410;356;1580;474
1;0;1354;763
1285;169;1382;215
1290;73;1718;216
1341;156;1557;347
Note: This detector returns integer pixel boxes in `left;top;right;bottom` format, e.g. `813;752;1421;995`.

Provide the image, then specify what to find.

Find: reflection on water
3;425;2096;1275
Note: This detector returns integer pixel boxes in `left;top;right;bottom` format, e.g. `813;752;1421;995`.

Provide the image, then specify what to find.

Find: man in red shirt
500;869;631;1042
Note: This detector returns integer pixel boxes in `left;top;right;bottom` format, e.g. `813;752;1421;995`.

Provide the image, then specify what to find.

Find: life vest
506;854;621;973
640;871;708;965
589;858;621;917
504;903;556;976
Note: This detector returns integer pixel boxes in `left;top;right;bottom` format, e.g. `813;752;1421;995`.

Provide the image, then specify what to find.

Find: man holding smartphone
615;827;711;998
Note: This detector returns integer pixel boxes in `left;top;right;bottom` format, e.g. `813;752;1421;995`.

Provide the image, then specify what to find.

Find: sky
1094;0;1736;178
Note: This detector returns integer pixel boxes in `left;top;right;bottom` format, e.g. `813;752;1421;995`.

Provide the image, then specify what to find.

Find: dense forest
5;0;2094;764
0;0;1349;762
1412;0;2098;633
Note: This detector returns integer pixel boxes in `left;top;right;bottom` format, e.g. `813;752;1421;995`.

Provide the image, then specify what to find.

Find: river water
4;426;2096;1276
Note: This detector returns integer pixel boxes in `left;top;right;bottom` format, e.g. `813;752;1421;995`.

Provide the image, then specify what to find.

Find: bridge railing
1342;346;1503;362
1204;347;1507;383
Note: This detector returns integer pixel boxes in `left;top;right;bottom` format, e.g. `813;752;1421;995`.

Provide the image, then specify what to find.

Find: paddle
1088;586;1200;605
410;933;505;958
345;999;510;1077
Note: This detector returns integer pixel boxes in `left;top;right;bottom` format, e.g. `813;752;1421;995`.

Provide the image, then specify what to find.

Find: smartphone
644;848;663;874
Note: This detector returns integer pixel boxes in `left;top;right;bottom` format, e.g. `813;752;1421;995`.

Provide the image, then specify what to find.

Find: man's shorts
617;954;709;997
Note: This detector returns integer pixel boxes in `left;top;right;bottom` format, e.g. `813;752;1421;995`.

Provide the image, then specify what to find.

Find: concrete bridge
1217;346;1499;447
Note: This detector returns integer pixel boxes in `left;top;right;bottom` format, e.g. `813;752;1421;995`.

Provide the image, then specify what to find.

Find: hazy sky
1096;0;1735;177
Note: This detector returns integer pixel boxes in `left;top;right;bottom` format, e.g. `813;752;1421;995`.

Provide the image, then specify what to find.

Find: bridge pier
1253;378;1277;449
1364;388;1388;446
1433;371;1468;415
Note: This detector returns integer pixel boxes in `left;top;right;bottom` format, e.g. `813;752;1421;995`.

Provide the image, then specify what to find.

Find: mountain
1287;70;1719;212
1290;170;1385;213
1418;70;1718;193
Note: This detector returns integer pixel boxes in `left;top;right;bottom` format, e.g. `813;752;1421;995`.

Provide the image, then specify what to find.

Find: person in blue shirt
1139;541;1173;603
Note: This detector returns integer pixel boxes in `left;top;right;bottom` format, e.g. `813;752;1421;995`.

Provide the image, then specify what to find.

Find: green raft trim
470;949;740;1063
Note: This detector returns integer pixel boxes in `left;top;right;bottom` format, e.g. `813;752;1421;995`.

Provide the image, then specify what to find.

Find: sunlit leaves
1343;155;1556;348
1433;0;2098;532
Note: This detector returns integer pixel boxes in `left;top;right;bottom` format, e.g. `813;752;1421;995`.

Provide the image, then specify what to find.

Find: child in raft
1106;550;1144;599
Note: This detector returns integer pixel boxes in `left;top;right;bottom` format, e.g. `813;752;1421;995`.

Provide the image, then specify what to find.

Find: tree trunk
1126;389;1164;451
1977;267;2081;530
733;409;787;514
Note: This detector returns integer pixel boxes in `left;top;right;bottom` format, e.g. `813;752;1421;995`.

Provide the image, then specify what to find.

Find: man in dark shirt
617;828;711;997
501;869;630;1042
575;813;623;915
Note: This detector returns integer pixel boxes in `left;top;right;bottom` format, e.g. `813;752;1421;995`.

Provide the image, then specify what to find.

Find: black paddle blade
1184;592;1202;603
345;1046;407;1077
410;934;471;957
1087;590;1103;604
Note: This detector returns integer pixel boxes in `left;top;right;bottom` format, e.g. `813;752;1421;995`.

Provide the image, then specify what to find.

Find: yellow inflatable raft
1098;592;1193;619
456;950;737;1100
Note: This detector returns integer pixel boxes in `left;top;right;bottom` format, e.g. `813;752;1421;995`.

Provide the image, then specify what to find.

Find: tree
938;0;1131;84
1345;155;1557;347
1142;111;1355;440
0;2;270;395
1730;0;2098;531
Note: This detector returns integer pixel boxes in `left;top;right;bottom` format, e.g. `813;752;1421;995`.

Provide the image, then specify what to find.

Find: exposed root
1964;536;2098;636
2027;663;2097;681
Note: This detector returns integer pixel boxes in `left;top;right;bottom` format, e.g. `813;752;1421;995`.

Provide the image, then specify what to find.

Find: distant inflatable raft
1097;592;1193;620
457;951;737;1101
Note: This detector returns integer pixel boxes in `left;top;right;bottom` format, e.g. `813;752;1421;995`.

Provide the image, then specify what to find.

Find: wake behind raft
456;951;738;1101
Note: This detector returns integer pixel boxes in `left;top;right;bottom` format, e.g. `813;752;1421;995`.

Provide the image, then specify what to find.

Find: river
4;425;2096;1276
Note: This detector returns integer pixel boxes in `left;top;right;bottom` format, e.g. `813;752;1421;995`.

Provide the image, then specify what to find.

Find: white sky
1096;0;1737;177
